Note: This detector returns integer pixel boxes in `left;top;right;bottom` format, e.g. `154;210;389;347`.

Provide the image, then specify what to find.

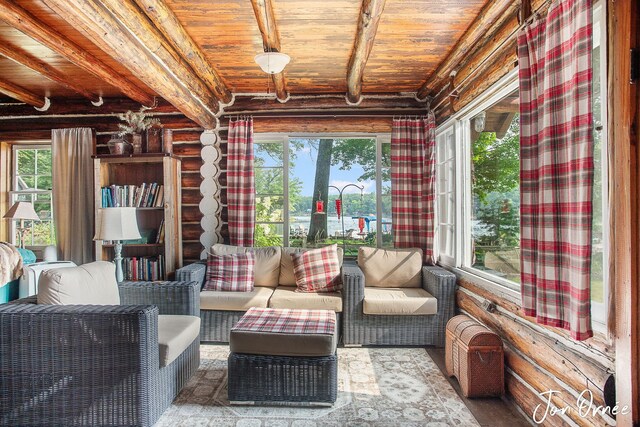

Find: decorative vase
107;134;126;155
162;129;173;154
146;126;162;153
131;133;143;154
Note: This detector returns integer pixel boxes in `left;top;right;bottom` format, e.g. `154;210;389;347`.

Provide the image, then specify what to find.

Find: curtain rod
432;0;553;112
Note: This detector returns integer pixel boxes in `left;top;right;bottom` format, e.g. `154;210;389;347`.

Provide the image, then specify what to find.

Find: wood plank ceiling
0;0;488;126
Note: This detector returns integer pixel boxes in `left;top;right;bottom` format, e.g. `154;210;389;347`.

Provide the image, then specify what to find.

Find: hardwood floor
426;348;531;427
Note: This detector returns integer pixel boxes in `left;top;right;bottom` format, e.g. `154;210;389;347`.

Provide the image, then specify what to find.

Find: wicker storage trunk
445;315;504;397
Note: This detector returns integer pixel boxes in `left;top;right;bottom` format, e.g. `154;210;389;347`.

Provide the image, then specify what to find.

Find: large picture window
11;146;56;246
254;135;392;255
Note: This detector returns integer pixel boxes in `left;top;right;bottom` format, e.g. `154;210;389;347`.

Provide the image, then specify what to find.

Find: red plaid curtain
227;117;255;246
518;0;594;340
391;113;436;264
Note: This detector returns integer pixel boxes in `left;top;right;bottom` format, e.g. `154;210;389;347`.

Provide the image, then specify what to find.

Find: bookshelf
93;154;182;280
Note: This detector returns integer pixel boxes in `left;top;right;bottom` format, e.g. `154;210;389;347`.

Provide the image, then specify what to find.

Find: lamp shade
3;201;40;221
254;52;290;74
94;207;141;241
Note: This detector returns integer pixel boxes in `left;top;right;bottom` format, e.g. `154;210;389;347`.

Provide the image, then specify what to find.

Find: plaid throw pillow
291;244;342;293
204;252;255;292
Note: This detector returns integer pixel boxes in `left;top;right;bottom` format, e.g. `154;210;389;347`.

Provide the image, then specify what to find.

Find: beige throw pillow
357;247;423;288
37;261;121;305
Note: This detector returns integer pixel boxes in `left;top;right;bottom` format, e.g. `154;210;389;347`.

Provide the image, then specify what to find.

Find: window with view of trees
254;136;392;256
470;89;521;283
11;146;56;246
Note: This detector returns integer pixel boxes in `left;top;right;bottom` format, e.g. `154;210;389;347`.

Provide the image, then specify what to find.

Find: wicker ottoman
228;307;338;406
445;315;504;397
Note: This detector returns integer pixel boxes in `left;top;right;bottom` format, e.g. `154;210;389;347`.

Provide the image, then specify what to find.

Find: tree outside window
11;147;56;246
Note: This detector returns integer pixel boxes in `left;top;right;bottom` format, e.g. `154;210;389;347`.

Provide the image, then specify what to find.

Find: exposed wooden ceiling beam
250;0;288;102
41;0;218;129
0;0;154;106
133;0;232;104
346;0;387;105
93;0;220;113
416;0;516;100
0;97;179;117
0;42;102;104
0;78;47;109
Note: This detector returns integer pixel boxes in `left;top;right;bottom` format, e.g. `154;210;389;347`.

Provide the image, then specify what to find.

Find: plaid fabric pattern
203;252;255;292
291;244;342;293
232;307;336;335
227;117;255;246
391;113;436;264
518;0;594;340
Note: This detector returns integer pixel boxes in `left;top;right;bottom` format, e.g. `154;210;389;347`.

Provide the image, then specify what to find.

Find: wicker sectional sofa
176;244;345;342
177;245;457;347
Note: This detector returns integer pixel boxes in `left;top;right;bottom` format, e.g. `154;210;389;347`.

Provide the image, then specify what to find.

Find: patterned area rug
156;345;480;427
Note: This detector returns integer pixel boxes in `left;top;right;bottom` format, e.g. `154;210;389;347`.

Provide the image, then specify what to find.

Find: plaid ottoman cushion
230;307;337;356
291;244;342;293
204;252;255;292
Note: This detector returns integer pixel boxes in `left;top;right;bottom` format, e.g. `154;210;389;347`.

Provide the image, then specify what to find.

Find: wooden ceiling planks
0;0;492;106
365;0;487;94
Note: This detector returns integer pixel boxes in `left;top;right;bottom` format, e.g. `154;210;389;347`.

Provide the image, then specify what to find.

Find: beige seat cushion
358;247;423;288
37;261;120;305
363;287;437;315
211;244;281;287
279;246;344;286
200;286;274;311
268;286;343;312
157;315;201;367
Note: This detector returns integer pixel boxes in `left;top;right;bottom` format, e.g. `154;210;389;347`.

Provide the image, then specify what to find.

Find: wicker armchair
0;280;201;427
342;264;457;347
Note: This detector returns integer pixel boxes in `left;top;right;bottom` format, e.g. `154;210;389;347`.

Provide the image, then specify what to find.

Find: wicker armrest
0;304;159;425
422;266;457;317
119;280;200;316
342;264;365;311
175;262;206;289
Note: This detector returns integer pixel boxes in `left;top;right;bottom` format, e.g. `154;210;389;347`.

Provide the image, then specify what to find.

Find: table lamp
3;201;40;248
94;207;141;282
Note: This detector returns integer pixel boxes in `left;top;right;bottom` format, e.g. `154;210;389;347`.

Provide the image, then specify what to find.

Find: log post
41;0;217;129
0;78;47;109
250;0;288;102
0;0;153;106
0;42;101;104
133;0;232;104
346;0;387;105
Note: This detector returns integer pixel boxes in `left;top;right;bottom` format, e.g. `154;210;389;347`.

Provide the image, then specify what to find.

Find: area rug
155;345;480;427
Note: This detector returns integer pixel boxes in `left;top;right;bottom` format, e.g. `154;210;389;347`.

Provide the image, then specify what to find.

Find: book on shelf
100;182;163;208
155;219;165;244
122;255;165;281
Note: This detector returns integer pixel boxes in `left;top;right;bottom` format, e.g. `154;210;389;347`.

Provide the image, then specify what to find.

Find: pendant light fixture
254;51;290;74
253;2;290;75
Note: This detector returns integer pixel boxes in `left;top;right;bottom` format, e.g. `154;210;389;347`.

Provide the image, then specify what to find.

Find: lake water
289;215;390;237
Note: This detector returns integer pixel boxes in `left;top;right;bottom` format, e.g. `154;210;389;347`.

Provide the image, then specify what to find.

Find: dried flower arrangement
117;107;162;136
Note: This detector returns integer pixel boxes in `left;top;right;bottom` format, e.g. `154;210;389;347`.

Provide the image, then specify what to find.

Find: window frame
253;132;391;249
10;144;55;248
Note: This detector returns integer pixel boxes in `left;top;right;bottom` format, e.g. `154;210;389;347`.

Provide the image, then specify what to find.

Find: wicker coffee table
227;307;338;406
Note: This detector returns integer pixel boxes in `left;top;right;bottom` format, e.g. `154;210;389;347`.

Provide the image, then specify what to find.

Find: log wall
457;278;616;426
0;99;204;265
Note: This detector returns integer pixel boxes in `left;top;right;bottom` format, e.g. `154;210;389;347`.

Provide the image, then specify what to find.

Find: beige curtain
52;128;94;265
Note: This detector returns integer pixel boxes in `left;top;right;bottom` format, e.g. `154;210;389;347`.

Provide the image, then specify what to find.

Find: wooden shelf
94;156;182;280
